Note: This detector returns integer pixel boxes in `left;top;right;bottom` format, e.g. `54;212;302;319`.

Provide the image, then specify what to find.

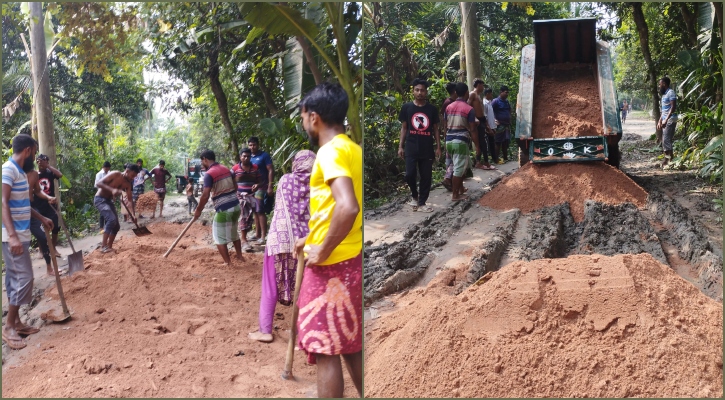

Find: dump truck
515;18;622;168
175;158;204;195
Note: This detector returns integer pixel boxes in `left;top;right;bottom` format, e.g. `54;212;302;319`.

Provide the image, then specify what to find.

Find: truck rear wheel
607;143;621;169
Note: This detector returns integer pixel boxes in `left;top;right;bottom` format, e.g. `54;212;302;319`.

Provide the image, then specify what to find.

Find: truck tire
607;143;621;169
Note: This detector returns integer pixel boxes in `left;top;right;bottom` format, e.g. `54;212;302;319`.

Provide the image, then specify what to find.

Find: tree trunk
29;3;57;172
679;3;699;48
296;36;323;85
256;73;279;117
207;46;238;158
714;2;723;44
631;2;662;143
458;22;466;82
460;2;481;87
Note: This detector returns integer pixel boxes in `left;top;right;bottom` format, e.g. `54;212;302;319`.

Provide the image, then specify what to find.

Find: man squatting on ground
398;78;441;213
444;82;479;201
2;134;55;350
468;79;496;170
94;164;139;253
27;155;61;276
193;150;244;265
657;76;677;167
293;82;363;398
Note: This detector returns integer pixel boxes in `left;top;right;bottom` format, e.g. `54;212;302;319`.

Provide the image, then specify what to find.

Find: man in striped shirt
444;82;479;201
232;148;261;251
193;150;243;265
2;134;54;350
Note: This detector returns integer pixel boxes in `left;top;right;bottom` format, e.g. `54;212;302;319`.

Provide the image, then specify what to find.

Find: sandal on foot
406;199;419;207
451;195;469;202
248;331;273;343
2;332;27;350
417;205;434;213
16;325;40;336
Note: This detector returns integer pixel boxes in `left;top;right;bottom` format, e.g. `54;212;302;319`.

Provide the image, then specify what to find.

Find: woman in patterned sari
249;150;315;343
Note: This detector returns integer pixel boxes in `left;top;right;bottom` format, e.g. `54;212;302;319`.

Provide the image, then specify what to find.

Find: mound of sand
364;253;723;398
532;65;604;138
135;191;159;213
2;222;356;398
479;162;648;222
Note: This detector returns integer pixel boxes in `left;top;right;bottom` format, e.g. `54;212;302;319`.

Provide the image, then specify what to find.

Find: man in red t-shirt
149;160;172;218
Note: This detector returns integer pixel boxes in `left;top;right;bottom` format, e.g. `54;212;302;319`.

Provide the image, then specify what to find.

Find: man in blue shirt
247;136;274;243
491;86;512;164
657;77;677;167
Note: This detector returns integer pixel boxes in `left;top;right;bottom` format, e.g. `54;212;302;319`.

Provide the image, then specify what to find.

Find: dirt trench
364;163;722;303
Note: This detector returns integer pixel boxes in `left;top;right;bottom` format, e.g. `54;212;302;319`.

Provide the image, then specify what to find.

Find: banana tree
238;2;362;144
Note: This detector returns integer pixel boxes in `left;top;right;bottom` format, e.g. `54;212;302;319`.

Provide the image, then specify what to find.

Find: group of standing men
398;78;512;210
2;83;364;397
185;82;362;397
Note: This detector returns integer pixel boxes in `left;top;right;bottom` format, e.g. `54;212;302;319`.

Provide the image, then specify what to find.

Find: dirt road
363;114;723;397
2;195;356;398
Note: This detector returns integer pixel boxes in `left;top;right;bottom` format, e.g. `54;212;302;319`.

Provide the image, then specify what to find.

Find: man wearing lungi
193;150;244;265
2;135;54;349
294;82;363;398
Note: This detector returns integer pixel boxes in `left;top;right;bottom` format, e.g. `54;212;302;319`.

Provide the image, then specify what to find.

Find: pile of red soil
135;191;159;213
2;222;356;398
532;65;603;138
479;162;648;222
364;254;723;398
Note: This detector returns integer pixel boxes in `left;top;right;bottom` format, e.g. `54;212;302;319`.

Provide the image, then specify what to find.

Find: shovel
163;218;196;258
44;226;72;323
281;248;306;380
53;203;84;276
120;200;152;236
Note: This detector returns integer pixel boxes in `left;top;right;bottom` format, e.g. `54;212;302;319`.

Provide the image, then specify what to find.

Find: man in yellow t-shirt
293;82;362;398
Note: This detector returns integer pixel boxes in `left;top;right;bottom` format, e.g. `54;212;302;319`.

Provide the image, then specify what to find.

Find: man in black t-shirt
35;154;62;251
397;78;441;213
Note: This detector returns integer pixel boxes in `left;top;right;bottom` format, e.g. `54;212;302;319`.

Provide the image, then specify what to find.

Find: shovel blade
67;251;85;276
133;227;152;236
42;309;72;323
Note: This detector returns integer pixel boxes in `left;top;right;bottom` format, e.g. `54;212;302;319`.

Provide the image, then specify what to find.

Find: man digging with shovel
192;150;244;265
94;164;139;253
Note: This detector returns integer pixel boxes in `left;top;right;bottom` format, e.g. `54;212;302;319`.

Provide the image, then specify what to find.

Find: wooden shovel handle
163;219;195;258
283;248;306;378
45;226;70;316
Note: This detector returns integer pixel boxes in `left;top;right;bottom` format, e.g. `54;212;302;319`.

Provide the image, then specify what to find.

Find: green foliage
363;1;566;204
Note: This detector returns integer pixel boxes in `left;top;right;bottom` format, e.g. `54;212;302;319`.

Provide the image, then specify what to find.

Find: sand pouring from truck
515;18;623;167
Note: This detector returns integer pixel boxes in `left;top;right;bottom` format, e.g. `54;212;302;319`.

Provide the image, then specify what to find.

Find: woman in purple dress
249;150;316;343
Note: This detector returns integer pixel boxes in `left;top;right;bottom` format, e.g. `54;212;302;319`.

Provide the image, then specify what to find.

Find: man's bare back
469;90;485;119
95;171;133;199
